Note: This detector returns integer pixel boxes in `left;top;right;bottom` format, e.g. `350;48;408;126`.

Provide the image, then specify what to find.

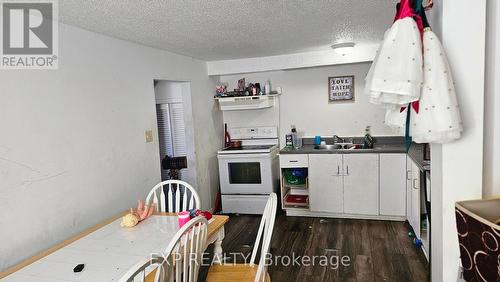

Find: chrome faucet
333;135;344;144
333;135;353;144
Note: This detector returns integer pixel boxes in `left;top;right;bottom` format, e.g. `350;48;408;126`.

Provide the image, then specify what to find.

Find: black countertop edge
280;136;407;154
407;143;431;171
280;136;431;171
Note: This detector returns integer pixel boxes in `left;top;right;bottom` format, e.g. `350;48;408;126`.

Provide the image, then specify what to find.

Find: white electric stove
217;126;279;214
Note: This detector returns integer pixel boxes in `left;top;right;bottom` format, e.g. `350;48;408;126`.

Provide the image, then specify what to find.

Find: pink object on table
177;211;191;228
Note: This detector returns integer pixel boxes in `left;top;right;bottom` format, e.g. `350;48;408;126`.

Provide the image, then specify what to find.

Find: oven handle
217;153;272;159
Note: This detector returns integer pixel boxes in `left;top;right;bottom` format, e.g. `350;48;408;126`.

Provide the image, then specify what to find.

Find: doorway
153;80;196;185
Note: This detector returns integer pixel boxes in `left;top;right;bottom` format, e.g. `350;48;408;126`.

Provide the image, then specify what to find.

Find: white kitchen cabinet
406;157;412;220
343;154;379;215
379;154;407;217
308;154;343;213
407;158;421;238
279;154;308;168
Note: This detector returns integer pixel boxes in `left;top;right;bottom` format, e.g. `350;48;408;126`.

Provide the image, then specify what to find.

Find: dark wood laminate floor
201;213;429;282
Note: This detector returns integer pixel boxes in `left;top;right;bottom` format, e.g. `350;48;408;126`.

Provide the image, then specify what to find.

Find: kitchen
215;61;432;277
0;1;497;282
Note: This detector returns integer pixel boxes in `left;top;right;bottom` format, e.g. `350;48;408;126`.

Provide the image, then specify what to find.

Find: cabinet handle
289;160;298;163
413;178;419;189
346;165;349;175
337;165;340;175
407;170;412;180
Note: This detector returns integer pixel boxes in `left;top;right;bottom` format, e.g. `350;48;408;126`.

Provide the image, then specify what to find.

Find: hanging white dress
384;106;407;135
366;17;424;106
410;29;463;143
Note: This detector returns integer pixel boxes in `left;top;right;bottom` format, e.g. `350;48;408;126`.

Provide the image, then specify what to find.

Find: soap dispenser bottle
291;126;300;149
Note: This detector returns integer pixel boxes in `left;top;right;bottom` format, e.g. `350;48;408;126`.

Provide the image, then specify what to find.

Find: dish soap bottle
291;126;300;149
364;126;374;149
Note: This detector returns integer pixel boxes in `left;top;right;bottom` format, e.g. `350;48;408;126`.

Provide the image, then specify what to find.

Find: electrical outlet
145;130;153;143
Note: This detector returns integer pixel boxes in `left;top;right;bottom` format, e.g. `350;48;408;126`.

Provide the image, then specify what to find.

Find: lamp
162;155;187;180
331;42;356;55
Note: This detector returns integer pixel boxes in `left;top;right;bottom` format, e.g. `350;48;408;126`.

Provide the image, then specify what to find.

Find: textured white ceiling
59;0;397;60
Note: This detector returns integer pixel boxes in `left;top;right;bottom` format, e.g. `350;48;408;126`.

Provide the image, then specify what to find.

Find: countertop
279;136;407;154
407;143;431;171
280;143;407;154
279;136;431;171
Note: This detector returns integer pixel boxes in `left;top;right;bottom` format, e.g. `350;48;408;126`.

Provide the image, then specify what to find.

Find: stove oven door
217;153;276;195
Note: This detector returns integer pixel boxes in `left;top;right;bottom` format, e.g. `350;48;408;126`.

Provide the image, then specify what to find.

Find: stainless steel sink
314;144;344;150
313;144;366;150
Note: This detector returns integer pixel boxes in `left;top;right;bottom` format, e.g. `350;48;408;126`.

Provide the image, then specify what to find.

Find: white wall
430;1;486;281
483;0;500;197
220;63;398;145
0;23;221;271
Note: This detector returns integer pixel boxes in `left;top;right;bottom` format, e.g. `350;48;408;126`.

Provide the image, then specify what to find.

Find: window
156;103;187;173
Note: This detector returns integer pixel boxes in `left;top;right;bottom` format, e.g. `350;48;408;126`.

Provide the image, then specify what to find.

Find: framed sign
328;75;354;103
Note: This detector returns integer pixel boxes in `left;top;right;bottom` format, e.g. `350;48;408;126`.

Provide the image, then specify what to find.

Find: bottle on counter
364;126;374;149
291;126;300;149
285;134;293;148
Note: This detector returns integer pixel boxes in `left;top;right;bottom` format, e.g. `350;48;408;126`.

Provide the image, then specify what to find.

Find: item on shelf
283;169;306;185
264;80;271;94
290;168;308;178
237;78;245;91
314;136;322;145
215;83;227;96
289;187;308;196
255;83;261;95
285;194;309;206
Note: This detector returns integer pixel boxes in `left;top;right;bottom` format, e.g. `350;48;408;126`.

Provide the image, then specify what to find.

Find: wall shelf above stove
215;94;281;111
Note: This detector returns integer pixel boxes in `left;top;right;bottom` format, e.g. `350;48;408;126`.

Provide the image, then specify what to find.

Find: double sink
313;143;367;151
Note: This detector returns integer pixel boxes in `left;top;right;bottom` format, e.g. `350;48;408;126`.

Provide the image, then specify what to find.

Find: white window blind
169;103;187;157
156;103;187;158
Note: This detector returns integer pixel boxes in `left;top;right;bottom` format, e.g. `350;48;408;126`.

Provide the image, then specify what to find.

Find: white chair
146;180;201;213
118;216;208;282
161;216;208;282
206;193;277;282
118;256;165;282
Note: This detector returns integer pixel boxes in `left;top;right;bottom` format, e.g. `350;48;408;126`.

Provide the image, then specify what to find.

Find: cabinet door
410;160;421;238
309;154;343;213
406;157;413;220
343;154;379;215
379;154;407;216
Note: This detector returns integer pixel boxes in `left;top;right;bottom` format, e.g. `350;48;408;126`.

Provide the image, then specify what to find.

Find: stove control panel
229;126;278;140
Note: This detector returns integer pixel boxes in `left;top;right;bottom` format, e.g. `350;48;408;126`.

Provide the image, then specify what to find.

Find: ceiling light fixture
331;42;355;55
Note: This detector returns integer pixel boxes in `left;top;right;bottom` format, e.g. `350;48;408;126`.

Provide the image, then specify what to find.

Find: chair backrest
249;193;277;282
160;216;208;282
118;256;165;282
146;180;201;213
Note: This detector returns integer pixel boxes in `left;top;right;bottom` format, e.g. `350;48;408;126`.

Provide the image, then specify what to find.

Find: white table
0;213;229;282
